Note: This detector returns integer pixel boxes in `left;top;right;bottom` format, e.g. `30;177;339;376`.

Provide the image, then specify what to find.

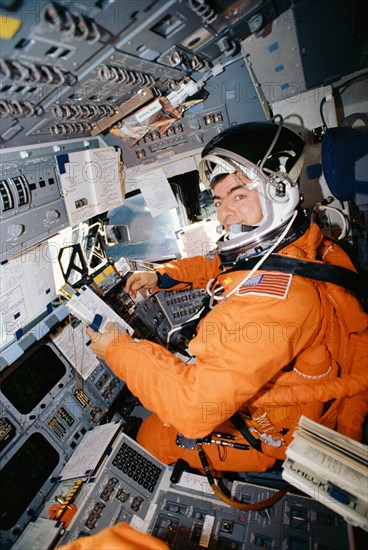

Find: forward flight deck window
106;187;185;262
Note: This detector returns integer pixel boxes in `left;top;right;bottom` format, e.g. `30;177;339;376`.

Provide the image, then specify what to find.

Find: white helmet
199;119;306;263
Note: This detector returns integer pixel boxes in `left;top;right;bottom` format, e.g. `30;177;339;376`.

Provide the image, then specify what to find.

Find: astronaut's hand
86;322;121;360
124;270;158;299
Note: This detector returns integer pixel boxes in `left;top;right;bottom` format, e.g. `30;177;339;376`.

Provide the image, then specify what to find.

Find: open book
56;147;125;225
282;416;368;531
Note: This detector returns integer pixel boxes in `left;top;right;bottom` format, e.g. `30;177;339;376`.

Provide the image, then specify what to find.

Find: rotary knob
45;209;60;222
8;224;25;237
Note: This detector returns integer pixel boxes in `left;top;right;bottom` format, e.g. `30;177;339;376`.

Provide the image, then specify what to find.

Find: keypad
112;441;162;493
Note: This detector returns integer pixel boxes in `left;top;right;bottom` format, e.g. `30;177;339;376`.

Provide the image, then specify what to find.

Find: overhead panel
242;1;367;105
0;0;291;151
293;0;368;89
241;8;307;105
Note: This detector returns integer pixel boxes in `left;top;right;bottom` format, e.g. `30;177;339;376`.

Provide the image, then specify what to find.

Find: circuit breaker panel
1;0;365;157
1;0;283;154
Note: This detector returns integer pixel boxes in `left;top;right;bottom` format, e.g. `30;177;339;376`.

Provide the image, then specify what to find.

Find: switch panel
0;139;99;262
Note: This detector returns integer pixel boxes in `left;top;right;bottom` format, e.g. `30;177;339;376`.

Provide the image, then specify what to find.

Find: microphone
230;224;256;233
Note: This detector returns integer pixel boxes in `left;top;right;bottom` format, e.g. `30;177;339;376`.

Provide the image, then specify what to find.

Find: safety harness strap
225;255;368;310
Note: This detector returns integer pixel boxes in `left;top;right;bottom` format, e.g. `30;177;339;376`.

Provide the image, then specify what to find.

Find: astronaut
88;120;367;474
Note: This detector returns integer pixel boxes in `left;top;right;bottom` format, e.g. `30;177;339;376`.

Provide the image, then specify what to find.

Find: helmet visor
199;152;262;190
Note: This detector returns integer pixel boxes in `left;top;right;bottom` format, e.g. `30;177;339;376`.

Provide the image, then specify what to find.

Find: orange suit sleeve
155;254;221;289
106;276;323;439
58;522;169;550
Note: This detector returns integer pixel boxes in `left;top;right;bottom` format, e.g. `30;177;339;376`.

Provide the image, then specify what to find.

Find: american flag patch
236;272;292;299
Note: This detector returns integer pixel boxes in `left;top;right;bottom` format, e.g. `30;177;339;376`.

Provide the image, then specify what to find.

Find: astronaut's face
212;172;263;232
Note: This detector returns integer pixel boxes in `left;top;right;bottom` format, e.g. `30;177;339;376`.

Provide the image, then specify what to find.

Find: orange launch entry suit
59;224;367;550
106;224;367;473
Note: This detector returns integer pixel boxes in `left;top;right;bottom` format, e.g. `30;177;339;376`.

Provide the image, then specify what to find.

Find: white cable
206;278;225;308
207;210;299;304
259;114;283;172
226;210;298;298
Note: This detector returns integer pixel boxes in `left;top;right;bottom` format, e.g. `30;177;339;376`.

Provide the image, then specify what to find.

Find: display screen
1;344;67;414
0;432;60;530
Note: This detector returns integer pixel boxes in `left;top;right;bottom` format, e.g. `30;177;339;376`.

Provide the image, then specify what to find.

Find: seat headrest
321;123;368;202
